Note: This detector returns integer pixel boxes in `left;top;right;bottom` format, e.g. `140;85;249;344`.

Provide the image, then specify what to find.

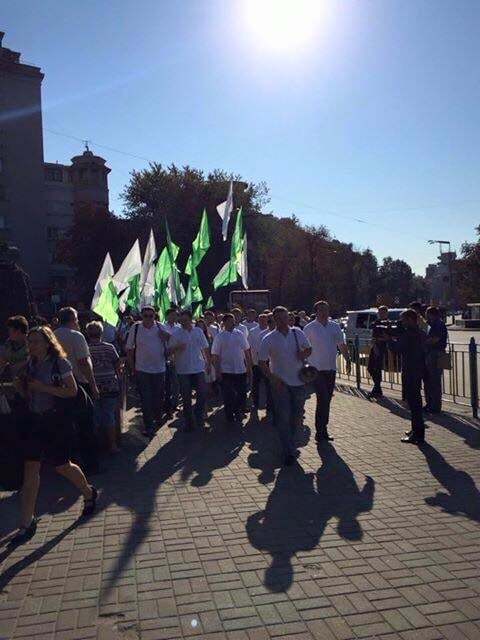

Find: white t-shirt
235;323;249;339
304;319;345;371
54;326;91;384
163;321;180;335
126;322;167;374
206;323;219;341
259;327;311;387
211;328;250;374
169;326;208;375
248;326;271;366
243;321;259;333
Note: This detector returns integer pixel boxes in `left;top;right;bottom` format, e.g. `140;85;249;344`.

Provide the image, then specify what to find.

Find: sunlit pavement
1;389;480;640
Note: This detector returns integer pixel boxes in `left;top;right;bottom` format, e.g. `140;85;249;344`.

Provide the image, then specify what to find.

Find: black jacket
388;327;426;377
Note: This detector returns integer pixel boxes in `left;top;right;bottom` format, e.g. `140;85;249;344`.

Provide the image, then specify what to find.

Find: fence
337;336;479;419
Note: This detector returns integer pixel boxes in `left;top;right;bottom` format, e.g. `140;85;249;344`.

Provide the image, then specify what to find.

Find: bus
228;290;271;312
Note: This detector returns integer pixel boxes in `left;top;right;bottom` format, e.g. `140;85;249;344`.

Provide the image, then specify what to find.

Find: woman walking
12;326;97;545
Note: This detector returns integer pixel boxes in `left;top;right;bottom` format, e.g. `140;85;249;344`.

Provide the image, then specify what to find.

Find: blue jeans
178;372;207;429
93;395;118;429
136;371;165;431
270;383;306;457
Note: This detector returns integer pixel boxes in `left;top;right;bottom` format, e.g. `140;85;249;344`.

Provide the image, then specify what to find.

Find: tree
378;257;414;305
455;225;480;304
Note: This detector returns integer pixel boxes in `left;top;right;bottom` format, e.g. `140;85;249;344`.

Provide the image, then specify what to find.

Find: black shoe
401;435;425;445
283;454;296;466
368;390;383;399
404;430;413;437
82;487;98;518
9;518;38;546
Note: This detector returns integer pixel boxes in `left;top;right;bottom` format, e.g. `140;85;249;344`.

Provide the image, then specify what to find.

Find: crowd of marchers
0;300;447;546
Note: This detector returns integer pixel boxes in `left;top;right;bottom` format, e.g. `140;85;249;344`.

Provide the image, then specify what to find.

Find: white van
345;308;406;344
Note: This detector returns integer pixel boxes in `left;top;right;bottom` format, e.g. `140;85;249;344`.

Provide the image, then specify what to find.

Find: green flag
193;303;203;319
154;244;179;290
213;207;245;290
93;278;119;327
183;267;203;308
185;209;211;275
125;273;141;311
205;296;214;309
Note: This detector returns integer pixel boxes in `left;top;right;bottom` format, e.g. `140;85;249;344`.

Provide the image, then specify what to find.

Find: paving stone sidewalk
1;388;480;640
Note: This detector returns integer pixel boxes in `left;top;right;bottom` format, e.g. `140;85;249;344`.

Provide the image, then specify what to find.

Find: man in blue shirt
424;306;448;414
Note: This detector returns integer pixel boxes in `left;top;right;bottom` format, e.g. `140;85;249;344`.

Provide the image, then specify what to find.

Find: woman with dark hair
12;326;98;544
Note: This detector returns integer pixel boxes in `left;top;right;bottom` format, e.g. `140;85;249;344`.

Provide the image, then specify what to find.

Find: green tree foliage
455;225;480;304
377;257;414;305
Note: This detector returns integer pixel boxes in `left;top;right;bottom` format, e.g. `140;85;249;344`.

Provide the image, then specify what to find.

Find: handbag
437;351;452;370
293;328;318;384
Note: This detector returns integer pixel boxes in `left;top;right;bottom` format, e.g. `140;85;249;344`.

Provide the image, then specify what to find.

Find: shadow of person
420;443;480;522
246;444;374;593
243;414;278;485
421;413;480;449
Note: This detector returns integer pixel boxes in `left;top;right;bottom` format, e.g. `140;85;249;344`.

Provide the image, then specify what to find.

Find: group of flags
92;182;248;327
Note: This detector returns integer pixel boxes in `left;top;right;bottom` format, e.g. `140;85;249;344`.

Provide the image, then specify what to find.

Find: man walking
126;306;170;437
248;313;273;415
163;308;180;418
304;301;351;443
55;307;100;473
424;305;448;414
243;309;259;333
367;305;389;398
169;310;210;432
259;306;311;466
212;313;252;423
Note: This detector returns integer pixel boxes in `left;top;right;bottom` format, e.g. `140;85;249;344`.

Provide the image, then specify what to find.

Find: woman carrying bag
11;326;98;545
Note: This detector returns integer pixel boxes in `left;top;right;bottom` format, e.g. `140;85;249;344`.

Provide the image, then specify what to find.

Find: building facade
425;251;456;307
0;32;110;299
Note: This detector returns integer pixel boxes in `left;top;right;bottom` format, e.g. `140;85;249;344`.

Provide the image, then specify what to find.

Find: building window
45;168;63;182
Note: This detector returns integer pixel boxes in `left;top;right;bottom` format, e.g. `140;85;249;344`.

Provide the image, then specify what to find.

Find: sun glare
244;0;325;52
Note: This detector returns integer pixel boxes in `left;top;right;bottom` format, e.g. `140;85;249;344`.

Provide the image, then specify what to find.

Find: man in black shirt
424;306;448;414
368;305;389;398
387;309;427;445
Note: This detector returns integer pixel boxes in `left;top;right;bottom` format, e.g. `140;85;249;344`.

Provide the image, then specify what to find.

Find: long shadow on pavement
246;443;374;593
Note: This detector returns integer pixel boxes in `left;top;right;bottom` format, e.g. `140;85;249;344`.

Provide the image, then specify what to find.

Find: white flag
216;180;233;241
113;239;142;293
91;252;114;310
140;229;157;307
239;235;248;289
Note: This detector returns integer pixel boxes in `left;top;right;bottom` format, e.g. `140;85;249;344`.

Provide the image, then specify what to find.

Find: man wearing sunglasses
126;306;170;437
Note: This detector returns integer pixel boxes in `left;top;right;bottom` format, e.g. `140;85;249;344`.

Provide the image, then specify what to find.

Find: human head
273;306;289;331
231;308;242;324
125;315;134;326
426;306;440;325
195;318;207;333
28;325;66;361
58;306;78;328
258;313;268;330
141;306;156;327
314;300;330;323
166;308;178;324
247;308;257;323
86;320;103;341
6;315;28;342
400;308;418;329
377;305;389;321
179;309;193;328
223;313;235;332
409;301;423;316
204;310;215;324
288;312;295;327
267;313;275;331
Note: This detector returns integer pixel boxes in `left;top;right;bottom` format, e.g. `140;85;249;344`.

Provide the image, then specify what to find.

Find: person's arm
28;371;78;399
125;324;137;372
77;357;99;399
211;336;222;380
296;329;312;360
244;348;253;379
202;348;212;373
338;342;352;374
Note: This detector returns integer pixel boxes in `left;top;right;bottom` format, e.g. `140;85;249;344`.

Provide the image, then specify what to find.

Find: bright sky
3;0;480;274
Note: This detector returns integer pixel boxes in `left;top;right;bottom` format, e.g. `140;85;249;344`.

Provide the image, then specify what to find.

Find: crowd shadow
420;443;480;522
246;443;375;592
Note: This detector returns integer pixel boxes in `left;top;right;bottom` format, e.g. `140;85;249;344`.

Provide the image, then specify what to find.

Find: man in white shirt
169;309;210;432
212;313;252;423
243;308;259;333
126;306;170;437
248;313;273;414
204;310;220;341
163;308;180;418
304;300;351;443
232;308;249;339
259;306;312;465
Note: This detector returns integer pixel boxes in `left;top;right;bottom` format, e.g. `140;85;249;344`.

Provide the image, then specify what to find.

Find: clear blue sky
3;0;480;274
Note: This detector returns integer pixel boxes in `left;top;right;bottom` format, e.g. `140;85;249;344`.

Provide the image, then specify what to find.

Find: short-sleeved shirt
248;326;271;365
243;321;259;333
169;326;208;375
89;341;120;395
54;327;91;384
27;356;72;414
235;323;249;339
259;327;311;387
304;319;346;371
126;322;166;374
211;328;250;374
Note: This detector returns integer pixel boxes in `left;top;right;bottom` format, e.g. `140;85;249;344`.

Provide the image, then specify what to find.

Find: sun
244;0;325;52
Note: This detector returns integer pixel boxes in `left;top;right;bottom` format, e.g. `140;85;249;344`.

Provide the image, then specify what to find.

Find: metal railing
337;337;479;419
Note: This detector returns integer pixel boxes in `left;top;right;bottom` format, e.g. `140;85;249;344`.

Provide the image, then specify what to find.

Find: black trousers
221;373;247;421
404;373;425;440
251;365;273;411
313;370;336;437
75;384;99;471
